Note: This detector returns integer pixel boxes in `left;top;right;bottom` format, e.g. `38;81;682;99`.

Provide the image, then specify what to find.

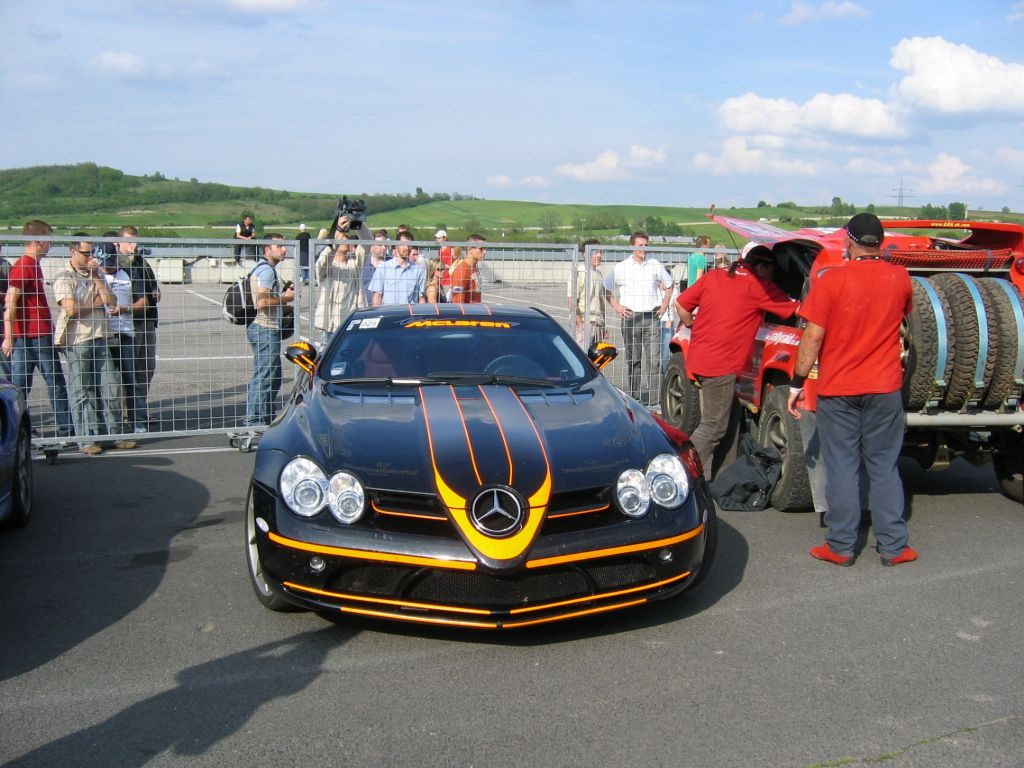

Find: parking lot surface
0;439;1021;767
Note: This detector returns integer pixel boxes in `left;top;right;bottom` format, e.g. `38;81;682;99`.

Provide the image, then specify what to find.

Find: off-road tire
902;280;941;410
975;278;1021;409
993;433;1023;505
246;486;304;612
756;385;813;512
930;274;984;410
660;353;701;435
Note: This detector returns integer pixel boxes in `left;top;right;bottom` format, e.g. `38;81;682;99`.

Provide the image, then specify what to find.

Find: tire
929;274;983;410
902;280;941;410
993;433;1023;505
245;486;304;612
660;353;701;435
682;495;717;592
756;385;813;512
7;423;33;528
975;279;1021;409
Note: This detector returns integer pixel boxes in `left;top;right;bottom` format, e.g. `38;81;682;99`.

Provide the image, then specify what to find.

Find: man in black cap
788;213;915;567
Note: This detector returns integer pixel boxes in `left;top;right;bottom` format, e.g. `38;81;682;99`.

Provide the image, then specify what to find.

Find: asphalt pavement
0;438;1021;768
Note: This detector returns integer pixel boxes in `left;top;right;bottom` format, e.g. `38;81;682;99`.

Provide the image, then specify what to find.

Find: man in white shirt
605;231;673;406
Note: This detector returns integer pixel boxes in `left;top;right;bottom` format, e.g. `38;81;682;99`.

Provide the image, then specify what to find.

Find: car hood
280;379;666;498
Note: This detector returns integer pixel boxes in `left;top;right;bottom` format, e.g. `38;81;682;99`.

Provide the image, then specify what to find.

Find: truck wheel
929;274;983;410
756;385;813;512
993;434;1023;505
975;278;1022;409
902;280;941;410
661;353;701;435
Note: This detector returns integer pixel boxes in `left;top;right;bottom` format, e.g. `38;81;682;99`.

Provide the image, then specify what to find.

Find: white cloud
555;145;665;182
487;174;549;188
692;137;819;177
719;91;906;139
1009;2;1024;22
627;145;668;168
779;1;868;26
520;175;551;188
90;51;149;79
557;151;625;182
915;153;1008;196
995;146;1024;170
890;37;1024;116
4;70;61;90
845;157;895;176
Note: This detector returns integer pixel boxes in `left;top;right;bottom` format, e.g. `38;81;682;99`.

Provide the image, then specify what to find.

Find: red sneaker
809;543;854;567
880;546;918;566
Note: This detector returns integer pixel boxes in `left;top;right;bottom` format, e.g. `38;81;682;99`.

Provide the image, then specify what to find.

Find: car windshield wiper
426;371;561;388
322;375;460;386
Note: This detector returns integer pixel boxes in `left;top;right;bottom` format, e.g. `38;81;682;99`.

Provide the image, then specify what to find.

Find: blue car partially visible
0;378;32;529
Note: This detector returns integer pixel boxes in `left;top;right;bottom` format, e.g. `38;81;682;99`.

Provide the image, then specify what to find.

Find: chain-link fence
0;234;738;451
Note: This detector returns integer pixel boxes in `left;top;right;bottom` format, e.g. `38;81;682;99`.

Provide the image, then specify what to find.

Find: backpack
222;267;258;325
708;433;782;511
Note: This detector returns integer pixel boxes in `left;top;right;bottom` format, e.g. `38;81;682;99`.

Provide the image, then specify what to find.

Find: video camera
335;196;367;231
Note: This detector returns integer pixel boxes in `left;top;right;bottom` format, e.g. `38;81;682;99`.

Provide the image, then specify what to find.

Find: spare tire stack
901;272;1024;412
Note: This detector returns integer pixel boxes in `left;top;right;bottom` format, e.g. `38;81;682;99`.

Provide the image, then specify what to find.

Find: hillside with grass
1;163;1019;244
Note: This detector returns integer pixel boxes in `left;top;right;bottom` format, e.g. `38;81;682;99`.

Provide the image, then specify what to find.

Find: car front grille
325;557;659;609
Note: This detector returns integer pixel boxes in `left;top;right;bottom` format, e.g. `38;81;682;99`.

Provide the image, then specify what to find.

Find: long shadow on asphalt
0;456;209;683
3;627;345;768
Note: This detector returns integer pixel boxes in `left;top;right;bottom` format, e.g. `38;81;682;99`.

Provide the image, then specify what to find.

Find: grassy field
2;164;1019;244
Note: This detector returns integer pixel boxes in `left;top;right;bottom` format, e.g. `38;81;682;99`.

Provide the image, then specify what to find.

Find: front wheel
683;498;717;591
7;423;33;528
756;385;813;512
246;487;304;612
992;433;1023;505
661;353;701;435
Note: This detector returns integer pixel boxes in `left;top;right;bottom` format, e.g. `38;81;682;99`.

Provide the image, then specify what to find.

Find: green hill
1;163;1018;242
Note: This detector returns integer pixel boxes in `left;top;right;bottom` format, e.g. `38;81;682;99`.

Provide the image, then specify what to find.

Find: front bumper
250;482;713;629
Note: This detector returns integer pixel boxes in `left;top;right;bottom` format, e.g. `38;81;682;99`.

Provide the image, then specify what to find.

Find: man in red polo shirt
676;244;798;478
2;220;74;440
788;213;915;567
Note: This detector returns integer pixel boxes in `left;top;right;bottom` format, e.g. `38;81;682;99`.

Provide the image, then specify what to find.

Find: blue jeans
12;336;73;436
62;338;112;445
817;391;907;558
245;324;282;428
103;333;145;431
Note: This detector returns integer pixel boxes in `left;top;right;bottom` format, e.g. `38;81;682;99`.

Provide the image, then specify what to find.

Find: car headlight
645;453;690;509
616;468;650;518
280;457;328;517
328;471;366;524
616;454;691;518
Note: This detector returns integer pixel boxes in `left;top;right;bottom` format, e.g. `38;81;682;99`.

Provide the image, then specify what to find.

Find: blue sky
2;1;1023;211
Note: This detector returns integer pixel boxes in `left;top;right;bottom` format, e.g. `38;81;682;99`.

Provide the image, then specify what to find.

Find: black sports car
0;378;32;530
246;304;716;628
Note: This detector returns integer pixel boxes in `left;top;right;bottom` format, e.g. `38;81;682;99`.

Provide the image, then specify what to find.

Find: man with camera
243;234;294;432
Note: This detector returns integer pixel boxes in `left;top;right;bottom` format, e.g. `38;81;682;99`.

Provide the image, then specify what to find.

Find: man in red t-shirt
788;213;915;567
2;220;74;439
676;245;798;478
449;234;485;304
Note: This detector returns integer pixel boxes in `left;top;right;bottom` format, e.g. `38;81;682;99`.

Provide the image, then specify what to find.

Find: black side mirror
284;341;318;375
588;340;617;370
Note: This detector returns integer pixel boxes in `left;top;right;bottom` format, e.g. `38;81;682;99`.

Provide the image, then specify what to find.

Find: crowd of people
3;220;159;455
9;211;919;566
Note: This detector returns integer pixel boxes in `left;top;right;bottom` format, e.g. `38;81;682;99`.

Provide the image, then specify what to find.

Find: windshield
320;314;594;387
